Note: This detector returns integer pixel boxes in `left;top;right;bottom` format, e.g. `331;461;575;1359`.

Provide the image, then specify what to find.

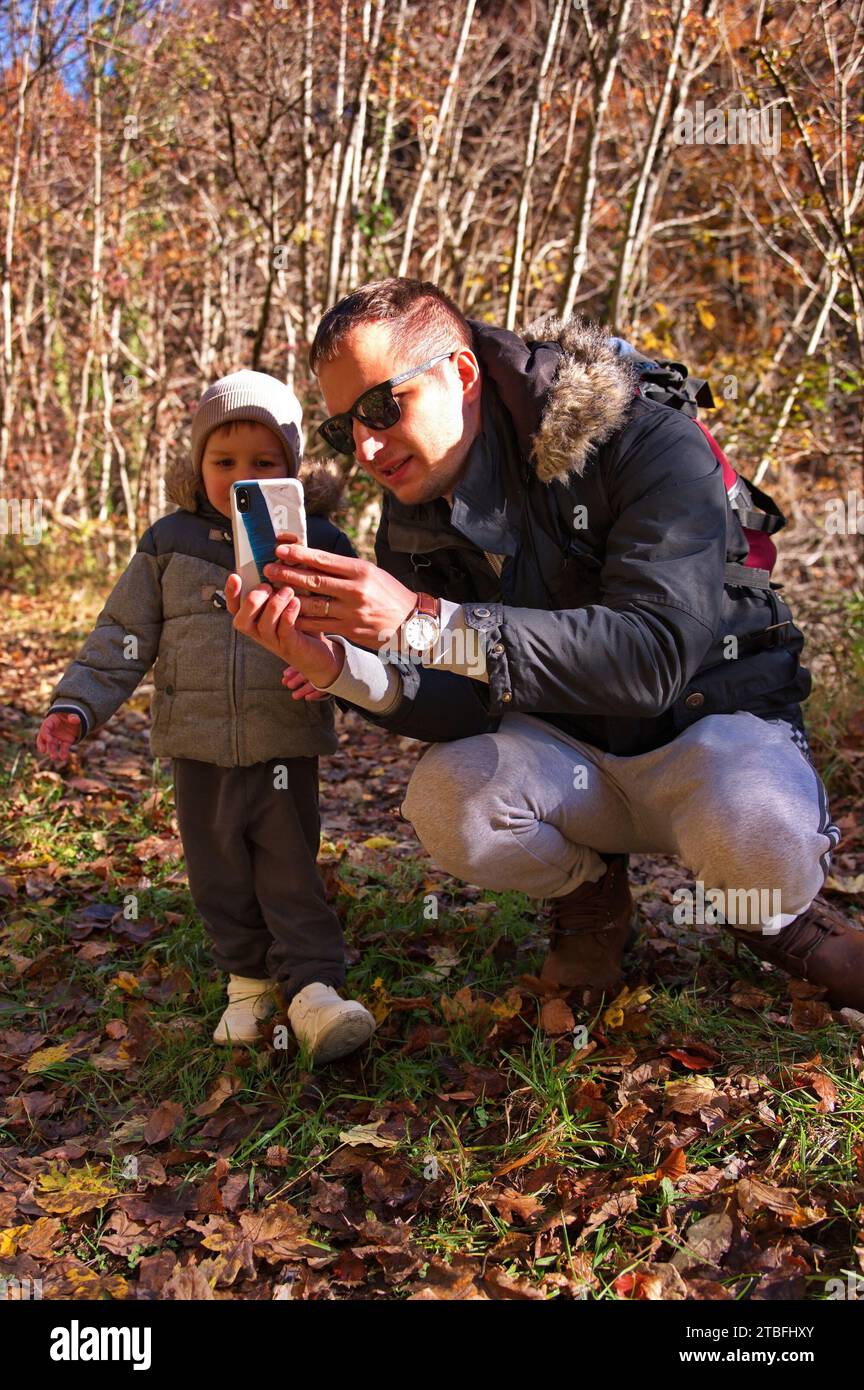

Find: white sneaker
213;975;277;1044
287;982;376;1064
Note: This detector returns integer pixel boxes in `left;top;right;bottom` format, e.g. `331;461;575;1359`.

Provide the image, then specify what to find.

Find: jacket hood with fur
470;312;640;484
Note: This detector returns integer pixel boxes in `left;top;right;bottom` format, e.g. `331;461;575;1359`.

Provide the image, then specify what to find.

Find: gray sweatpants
400;711;840;932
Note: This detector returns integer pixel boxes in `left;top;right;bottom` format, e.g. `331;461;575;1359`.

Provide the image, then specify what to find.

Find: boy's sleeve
332;527;358;560
47;529;165;736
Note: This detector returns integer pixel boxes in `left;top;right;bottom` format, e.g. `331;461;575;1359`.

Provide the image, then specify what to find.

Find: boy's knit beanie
190;370;304;476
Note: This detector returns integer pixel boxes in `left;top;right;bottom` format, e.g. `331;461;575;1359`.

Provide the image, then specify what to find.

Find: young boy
36;370;375;1064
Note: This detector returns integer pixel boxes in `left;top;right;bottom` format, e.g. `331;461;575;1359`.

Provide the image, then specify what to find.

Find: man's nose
352;420;387;462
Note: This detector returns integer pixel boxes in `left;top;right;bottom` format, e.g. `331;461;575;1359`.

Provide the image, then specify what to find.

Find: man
226;277;864;1009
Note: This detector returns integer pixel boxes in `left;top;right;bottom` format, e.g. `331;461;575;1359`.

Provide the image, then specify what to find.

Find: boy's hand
281;667;332;702
225;574;346;688
37;712;83;764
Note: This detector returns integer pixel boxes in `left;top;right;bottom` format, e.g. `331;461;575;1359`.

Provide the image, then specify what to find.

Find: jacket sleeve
327;500;499;742
460;410;728;720
333;659;499;743
47;529;164;735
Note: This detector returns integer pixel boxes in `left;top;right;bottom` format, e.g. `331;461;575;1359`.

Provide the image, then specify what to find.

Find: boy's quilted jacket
48;467;354;767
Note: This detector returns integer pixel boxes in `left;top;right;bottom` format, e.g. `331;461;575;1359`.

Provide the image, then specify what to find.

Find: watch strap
413;591;440;620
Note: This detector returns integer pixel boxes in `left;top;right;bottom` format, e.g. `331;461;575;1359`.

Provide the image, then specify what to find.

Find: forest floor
1;578;863;1302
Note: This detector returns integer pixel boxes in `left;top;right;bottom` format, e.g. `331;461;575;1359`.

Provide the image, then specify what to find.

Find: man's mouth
379;455;412;482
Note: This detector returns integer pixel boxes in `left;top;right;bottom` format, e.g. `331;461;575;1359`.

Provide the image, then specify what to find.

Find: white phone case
230;477;308;598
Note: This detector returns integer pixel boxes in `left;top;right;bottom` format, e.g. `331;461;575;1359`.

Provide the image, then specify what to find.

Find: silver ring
322;597;331;618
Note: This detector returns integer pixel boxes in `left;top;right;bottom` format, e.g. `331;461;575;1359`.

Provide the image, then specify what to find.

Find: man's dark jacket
338;313;810;755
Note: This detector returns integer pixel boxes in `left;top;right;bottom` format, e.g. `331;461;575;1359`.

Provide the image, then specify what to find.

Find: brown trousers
172;756;345;1001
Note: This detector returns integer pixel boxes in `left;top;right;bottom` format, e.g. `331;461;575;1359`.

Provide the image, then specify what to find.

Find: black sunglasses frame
317;348;460;456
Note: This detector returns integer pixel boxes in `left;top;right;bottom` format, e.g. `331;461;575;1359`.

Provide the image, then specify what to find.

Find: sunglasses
317;348;459;456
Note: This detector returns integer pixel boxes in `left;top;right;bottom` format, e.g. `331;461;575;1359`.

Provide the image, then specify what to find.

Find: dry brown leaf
144;1100;185;1144
736;1177;827;1227
664;1075;716;1114
490;1187;545;1225
540;997;575;1035
194;1073;241;1117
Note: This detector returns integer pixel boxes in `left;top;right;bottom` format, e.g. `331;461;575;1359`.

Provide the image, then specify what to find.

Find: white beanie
190;370;304;475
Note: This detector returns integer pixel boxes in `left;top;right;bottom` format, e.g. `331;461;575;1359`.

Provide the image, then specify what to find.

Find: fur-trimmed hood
471;312;640;484
165;452;345;518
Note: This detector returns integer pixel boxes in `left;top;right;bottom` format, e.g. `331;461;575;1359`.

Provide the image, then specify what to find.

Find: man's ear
454;348;482;405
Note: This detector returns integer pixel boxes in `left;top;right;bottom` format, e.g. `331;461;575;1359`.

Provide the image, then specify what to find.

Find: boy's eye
210;457;281;468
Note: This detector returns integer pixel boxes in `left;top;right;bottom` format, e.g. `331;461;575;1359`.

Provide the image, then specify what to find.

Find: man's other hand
225;575;346;690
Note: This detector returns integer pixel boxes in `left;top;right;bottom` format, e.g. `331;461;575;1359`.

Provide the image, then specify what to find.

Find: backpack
611;340;787;592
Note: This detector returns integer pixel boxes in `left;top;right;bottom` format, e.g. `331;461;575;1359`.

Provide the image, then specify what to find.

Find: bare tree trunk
426;47;521;285
372;0;407;214
299;0;316;342
0;0;39;492
397;0;477;278
608;0;692;327
523;65;585;321
505;0;566;330
558;0;633;320
325;0;350;305
347;0;386;288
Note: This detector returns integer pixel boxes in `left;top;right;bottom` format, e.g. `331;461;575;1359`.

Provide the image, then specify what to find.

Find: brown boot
540;854;638;994
725;895;864;1010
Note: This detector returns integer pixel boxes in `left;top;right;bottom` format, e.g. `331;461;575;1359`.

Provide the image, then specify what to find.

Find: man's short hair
309;278;474;375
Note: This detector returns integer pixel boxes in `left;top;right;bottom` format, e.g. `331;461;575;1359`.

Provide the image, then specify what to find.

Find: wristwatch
401;592;442;655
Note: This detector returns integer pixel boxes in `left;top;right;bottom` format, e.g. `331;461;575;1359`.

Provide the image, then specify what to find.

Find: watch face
404;613;439;651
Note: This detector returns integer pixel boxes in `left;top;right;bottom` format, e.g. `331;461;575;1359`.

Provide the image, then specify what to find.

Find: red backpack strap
693;420;786;537
694;418;739;490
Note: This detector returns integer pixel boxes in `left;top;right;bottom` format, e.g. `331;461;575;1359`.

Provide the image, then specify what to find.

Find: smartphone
230;477;308;598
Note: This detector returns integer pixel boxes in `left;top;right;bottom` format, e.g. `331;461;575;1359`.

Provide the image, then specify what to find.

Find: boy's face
201;422;292;517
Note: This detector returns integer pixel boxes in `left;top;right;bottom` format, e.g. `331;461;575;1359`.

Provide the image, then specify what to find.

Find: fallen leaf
490;1187;544;1224
24;1042;75;1073
339;1123;398;1150
824;873;864;895
602;984;652;1030
664;1076;716;1115
736;1177;827;1227
790;997;833;1031
666;1048;714;1071
144;1101;185;1144
540;997;575;1035
615;1261;687;1299
194;1074;241;1117
671;1210;734;1270
109;971;141;995
34;1163;120;1217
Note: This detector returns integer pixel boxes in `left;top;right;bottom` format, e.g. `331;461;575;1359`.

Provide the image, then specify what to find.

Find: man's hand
225;574;346;691
37;711;82;764
262;536;417;647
